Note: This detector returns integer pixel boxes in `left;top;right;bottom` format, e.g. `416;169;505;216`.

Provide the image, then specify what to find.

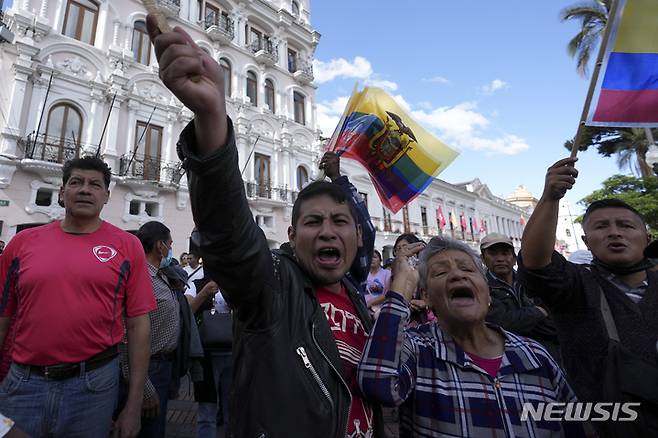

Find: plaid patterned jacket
358;292;591;437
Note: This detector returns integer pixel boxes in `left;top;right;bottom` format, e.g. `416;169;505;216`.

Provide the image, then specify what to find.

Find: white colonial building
0;0;527;257
0;0;322;253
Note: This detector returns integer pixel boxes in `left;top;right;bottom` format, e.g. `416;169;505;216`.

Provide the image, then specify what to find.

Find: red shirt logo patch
93;246;117;263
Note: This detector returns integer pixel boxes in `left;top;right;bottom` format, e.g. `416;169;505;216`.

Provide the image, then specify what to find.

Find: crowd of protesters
0;13;656;438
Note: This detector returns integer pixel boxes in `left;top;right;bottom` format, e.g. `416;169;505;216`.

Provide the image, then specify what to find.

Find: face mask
160;244;173;269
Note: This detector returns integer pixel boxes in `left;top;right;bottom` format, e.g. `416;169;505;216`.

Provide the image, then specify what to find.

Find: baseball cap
645;240;658;258
480;233;514;251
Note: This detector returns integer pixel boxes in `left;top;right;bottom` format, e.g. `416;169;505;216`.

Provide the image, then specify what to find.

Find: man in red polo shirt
0;156;156;438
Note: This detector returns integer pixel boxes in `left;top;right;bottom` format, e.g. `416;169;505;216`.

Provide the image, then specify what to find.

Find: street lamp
646;144;658;176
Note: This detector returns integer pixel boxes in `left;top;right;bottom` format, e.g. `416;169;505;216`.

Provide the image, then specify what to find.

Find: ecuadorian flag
588;0;658;126
326;87;459;213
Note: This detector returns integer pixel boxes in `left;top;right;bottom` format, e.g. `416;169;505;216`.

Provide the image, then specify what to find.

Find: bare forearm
367;294;387;308
521;197;560;269
186;292;209;313
125;314;151;410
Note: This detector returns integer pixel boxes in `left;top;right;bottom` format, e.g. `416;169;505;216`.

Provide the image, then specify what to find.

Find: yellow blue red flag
588;0;658;126
326;87;459;213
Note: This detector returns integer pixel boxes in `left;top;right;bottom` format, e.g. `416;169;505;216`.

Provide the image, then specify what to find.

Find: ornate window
296;166;308;191
293;91;305;125
265;79;275;112
220;58;232;97
287;48;297;73
37;103;82;163
254;153;271;197
246;71;258;106
62;0;99;45
132;122;163;181
132;20;151;65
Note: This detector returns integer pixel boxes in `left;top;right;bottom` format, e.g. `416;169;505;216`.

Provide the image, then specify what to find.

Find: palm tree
565;127;656;178
611;129;655;178
560;0;612;77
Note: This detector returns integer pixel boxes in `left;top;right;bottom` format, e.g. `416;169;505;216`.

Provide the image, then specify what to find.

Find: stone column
39;0;48;19
123;24;132;54
102;94;123;157
164;111;177;163
124;99;139;158
111;20;121;49
27;73;49;141
0;68;31;157
83;90;105;155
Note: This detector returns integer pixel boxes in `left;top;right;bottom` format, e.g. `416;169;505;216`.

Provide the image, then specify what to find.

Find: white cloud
365;79;398;91
423;76;451;84
314;56;398;91
316;95;350;137
481;79;509;95
313;57;373;83
410;101;528;155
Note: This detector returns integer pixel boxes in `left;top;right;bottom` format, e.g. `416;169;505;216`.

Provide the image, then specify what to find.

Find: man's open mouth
317;247;342;267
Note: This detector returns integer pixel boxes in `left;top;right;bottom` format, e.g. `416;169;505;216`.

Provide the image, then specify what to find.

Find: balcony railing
22;133;81;164
205;14;234;44
249;40;278;66
119;153;184;184
156;0;181;17
245;181;298;203
293;60;314;84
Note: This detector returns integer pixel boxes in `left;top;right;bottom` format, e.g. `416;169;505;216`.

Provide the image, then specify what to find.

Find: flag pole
570;0;621;158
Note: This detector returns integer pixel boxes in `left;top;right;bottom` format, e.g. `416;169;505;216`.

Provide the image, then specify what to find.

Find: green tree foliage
580;175;658;232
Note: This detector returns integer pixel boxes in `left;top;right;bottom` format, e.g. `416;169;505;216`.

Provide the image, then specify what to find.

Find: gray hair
418;236;486;290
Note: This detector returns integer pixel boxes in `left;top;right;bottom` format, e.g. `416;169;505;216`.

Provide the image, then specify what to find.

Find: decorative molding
56;56;94;80
25;180;63;220
0;163;18;189
176;189;189;210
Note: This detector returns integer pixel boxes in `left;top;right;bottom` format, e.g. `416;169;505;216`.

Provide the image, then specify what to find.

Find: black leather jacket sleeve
177;117;276;328
486;294;547;336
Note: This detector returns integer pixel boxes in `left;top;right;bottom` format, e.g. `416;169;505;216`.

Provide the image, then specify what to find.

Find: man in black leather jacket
146;17;384;438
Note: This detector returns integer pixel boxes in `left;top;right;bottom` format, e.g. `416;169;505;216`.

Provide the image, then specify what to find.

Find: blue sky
2;0;625;212
310;0;623;213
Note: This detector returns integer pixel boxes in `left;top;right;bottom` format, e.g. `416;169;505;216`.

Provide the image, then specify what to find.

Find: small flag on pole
437;206;446;231
326;86;459;213
587;0;658;126
450;208;458;229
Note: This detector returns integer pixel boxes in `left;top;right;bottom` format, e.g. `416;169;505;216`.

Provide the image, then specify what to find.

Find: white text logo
521;402;640;422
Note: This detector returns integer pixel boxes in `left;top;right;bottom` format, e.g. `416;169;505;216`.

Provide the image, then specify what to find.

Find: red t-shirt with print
317;285;374;437
0;221;156;366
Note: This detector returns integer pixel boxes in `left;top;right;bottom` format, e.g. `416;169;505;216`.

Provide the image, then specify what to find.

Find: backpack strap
599;288;620;342
586;266;620;342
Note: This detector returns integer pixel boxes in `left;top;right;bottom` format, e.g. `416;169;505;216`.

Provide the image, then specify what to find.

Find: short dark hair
582;199;645;229
373;249;382;260
393;233;422;255
291;181;358;227
136;221;171;254
62;155;112;189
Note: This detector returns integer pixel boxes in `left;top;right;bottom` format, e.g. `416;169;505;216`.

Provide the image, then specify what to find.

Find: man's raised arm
146;15;273;316
521;157;578;269
146;15;227;155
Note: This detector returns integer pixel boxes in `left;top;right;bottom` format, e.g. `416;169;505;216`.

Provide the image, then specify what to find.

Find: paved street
165;377;400;437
